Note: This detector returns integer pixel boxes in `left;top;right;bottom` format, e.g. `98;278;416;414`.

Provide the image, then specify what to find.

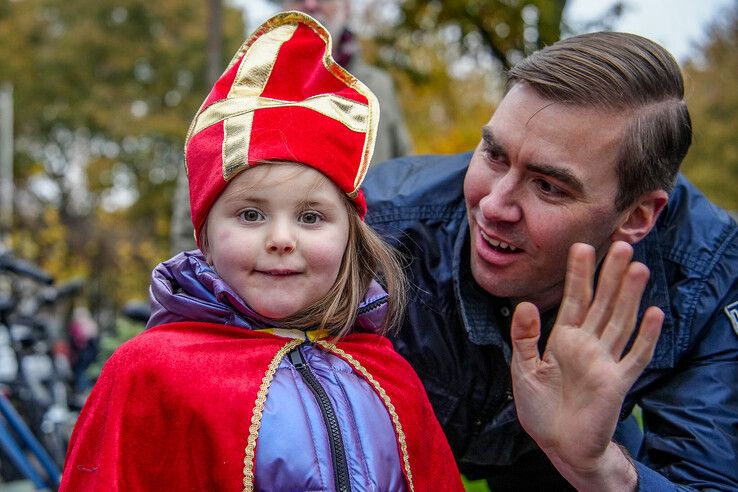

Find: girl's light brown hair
277;196;407;339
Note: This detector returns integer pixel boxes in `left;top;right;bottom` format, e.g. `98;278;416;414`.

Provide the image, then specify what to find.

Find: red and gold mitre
184;11;379;238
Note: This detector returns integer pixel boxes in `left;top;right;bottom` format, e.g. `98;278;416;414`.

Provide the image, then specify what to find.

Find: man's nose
265;220;296;254
479;174;522;223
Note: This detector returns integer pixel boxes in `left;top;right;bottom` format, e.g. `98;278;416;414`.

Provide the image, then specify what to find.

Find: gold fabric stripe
230;24;297;99
183;20;295;175
200;92;370;181
347;79;378;192
298;94;370;131
223;112;254;180
258;327;330;341
193;94;370;137
242;338;303;492
316;341;415;492
224;23;297;180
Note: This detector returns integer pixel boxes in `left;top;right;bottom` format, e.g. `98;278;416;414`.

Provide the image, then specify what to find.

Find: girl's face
204;163;350;320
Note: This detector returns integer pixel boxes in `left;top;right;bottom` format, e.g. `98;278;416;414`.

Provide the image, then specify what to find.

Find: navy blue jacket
364;152;738;491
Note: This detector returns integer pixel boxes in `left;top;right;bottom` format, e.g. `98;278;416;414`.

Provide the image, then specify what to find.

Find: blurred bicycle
0;245;88;489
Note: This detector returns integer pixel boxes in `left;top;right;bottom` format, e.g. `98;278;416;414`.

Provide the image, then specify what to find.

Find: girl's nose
266;221;296;254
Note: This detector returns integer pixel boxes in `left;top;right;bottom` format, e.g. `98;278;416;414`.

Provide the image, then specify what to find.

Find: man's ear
611;190;668;244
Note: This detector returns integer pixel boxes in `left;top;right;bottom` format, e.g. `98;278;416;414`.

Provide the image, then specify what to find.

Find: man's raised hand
510;241;664;491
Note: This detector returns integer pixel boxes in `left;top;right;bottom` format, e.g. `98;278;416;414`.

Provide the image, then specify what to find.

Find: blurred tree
682;3;738;211
384;0;567;71
359;0;570;154
0;0;245;315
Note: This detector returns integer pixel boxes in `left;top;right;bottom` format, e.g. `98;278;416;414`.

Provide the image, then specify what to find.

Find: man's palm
510;242;663;475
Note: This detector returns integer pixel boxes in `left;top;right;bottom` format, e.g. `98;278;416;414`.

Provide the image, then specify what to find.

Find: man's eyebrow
481;127;506;156
482;126;584;195
527;163;585;195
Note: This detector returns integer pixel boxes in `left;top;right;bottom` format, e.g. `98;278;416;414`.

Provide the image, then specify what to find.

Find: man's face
282;0;349;39
464;83;631;310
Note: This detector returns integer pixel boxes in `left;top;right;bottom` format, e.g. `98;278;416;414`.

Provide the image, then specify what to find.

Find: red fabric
201;54;240;110
260;23;367;106
248;105;366;200
186;13;374;236
186;121;225;235
60;323;462;491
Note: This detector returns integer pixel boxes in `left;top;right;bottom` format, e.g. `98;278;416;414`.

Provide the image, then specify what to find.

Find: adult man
364;32;738;490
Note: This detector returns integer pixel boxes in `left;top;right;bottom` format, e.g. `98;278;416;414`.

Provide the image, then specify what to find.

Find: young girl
60;12;462;492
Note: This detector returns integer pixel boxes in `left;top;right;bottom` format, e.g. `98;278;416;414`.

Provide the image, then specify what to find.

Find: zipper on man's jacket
288;346;352;492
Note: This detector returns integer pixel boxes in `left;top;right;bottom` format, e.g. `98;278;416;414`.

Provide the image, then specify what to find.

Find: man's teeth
481;230;518;252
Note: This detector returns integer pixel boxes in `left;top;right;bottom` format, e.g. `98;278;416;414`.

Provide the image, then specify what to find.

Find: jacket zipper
356;295;388;315
288;346;352;492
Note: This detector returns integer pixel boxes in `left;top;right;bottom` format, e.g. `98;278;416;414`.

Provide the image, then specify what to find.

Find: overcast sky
565;0;735;62
235;0;735;63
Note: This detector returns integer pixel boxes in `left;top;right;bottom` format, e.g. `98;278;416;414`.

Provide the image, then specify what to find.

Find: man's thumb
511;302;542;364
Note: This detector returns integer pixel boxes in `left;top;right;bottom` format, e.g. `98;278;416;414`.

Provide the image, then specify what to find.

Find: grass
462;476;491;491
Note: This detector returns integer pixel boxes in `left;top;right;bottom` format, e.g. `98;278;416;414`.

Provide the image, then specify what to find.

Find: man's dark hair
508;32;692;211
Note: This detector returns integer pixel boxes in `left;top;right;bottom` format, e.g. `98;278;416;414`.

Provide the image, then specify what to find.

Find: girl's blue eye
299;211;321;224
240;209;263;222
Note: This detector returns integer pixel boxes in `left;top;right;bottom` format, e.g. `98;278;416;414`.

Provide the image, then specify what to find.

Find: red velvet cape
60;322;463;491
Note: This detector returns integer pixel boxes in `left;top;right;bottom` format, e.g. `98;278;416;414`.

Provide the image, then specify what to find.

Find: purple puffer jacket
148;250;407;492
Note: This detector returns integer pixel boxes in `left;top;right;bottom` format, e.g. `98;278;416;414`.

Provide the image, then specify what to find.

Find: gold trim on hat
299;11;379;193
184;11;379;197
223;22;297;180
193;94;370;137
223;111;255;180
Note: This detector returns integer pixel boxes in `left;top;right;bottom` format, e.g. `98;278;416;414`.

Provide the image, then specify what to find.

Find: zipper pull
288;347;306;369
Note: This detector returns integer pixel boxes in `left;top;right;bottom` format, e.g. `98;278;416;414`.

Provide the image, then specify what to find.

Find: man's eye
240;209;263;222
483;145;503;161
535;179;566;197
299;211;322;224
484;147;502;161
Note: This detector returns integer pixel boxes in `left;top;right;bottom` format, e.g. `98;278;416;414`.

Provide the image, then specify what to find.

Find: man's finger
621;306;664;382
585;241;634;336
601;261;650;358
556;243;595;328
511;301;543;366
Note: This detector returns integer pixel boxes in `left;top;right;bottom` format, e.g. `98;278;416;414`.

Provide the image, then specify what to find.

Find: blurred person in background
68;306;98;396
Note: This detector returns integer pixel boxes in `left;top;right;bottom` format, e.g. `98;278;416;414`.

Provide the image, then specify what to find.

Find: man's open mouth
480;229;519;252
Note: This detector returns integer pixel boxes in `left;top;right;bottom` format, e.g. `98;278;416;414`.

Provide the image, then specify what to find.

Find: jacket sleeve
634;282;738;491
